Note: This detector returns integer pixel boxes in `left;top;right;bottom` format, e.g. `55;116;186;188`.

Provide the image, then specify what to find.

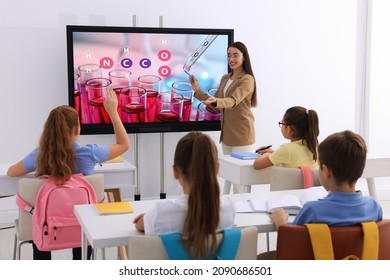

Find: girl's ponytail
174;132;220;259
284;106;320;161
305;109;319;161
36;106;79;184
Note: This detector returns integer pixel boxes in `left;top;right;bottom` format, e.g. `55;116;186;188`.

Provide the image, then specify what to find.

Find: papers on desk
235;199;268;213
235;187;329;215
101;156;125;164
230;152;260;160
94;201;134;215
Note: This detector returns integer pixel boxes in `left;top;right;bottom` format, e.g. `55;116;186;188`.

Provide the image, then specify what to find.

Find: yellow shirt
269;140;318;168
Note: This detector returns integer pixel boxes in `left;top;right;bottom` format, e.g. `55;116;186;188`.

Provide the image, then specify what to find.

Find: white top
143;194;236;236
223;79;234;97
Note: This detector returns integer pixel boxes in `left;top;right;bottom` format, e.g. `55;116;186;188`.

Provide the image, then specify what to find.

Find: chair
127;226;258;260
270;166;320;191
13;174;105;260
276;219;390;260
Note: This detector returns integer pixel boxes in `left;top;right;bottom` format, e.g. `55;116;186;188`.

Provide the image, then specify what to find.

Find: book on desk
100;156;125;165
230;152;260;160
94;201;134;215
235;186;328;215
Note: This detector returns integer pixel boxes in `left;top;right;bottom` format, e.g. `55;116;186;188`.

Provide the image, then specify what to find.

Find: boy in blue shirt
271;130;383;229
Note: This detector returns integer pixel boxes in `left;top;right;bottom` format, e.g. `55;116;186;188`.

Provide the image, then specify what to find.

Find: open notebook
235;187;329;215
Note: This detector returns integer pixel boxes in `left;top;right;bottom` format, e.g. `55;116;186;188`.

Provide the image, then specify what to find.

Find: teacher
189;41;257;193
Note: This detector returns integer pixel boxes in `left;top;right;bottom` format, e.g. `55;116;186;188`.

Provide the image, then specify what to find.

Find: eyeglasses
278;121;294;131
226;53;242;59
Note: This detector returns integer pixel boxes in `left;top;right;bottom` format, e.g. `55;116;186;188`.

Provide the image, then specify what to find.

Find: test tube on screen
138;75;161;122
171;82;194;122
74;74;81;116
78;64;102;124
85;78;112;124
183;35;218;75
109;69;132;122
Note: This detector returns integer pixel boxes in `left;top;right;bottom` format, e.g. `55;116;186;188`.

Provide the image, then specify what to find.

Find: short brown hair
318;130;367;185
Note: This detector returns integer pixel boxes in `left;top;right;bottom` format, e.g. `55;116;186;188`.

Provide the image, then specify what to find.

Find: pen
256;145;272;153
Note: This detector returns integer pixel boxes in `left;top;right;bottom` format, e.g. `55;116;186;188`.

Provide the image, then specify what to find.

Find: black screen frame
66;25;234;135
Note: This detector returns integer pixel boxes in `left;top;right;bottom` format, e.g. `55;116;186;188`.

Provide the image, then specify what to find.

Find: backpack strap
305;223;334;260
361;221;379;260
299;166;314;189
15;193;34;214
160;232;190;260
305;222;379;260
160;228;242;260
215;228;241;260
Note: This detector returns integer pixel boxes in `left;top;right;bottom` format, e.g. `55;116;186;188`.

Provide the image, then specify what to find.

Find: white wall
0;0;360;199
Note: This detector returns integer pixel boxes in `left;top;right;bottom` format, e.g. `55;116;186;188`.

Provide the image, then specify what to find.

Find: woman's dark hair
283;106;320;161
174;132;220;259
36;105;79;184
228;41;257;107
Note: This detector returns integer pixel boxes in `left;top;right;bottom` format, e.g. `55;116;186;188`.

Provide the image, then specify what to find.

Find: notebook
235;187;328;215
101;156;125;164
94;201;134;215
230;152;260;160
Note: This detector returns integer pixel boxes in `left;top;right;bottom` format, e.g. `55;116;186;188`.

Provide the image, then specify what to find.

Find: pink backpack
16;173;98;251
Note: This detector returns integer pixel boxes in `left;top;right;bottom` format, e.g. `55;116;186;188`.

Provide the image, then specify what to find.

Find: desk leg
223;180;232;194
81;230;88;260
366;178;377;199
105;188;127;260
266;232;270;252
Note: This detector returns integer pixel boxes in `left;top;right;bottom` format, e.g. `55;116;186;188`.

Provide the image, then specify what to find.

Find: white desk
0;195;17;229
360;158;390;198
218;155;390;198
218;156;271;186
74;191;299;260
0;161;137;197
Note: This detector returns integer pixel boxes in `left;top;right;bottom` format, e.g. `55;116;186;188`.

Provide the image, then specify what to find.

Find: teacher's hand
189;75;200;91
202;96;217;105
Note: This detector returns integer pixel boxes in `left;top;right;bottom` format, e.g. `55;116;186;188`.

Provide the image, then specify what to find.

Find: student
133;132;236;259
270;130;382;229
189;41;257;193
253;106;319;170
7;88;130;260
257;130;383;260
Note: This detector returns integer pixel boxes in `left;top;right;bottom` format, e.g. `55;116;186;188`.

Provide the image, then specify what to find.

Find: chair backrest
276;219;390;260
127;226;258;260
270;166;320;191
17;174;105;241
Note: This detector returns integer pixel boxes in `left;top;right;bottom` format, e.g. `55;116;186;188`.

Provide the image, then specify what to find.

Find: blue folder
230;152;260;160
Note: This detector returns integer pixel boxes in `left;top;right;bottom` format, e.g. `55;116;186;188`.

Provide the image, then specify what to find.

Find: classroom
1;0;389;268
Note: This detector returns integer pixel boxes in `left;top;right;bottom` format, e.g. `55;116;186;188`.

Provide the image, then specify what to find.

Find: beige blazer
194;72;255;146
